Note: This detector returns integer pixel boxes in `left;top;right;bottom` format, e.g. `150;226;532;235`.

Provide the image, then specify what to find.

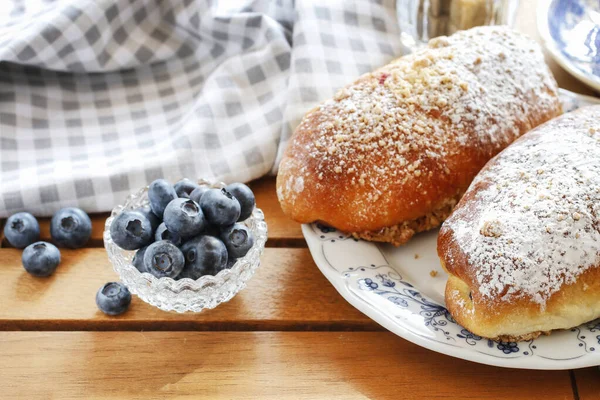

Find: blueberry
110;211;154;250
132;245;148;273
220;223;255;259
203;223;223;238
96;282;131;316
155;222;182;246
163;198;205;238
226;258;237;269
174;178;200;198
22;241;60;277
143;240;185;278
225;183;255;221
4;212;40;248
179;235;228;279
176;267;195;280
190;186;209;203
50;207;92;248
200;188;241;227
136;205;160;231
148;179;177;218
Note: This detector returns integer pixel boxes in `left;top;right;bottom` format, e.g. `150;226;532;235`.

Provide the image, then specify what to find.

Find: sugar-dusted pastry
438;106;600;341
277;26;562;245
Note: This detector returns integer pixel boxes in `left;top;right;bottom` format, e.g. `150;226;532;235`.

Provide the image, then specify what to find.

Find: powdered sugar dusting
293;176;304;193
449;289;473;315
446;107;600;308
280;26;560;225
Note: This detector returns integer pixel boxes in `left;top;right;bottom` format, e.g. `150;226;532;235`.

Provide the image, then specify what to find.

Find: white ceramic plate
538;0;600;92
303;89;600;370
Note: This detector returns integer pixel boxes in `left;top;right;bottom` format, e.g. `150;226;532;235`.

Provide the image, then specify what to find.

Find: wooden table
1;2;599;399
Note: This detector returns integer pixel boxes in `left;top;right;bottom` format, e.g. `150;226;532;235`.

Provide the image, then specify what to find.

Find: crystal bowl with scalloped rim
104;179;267;313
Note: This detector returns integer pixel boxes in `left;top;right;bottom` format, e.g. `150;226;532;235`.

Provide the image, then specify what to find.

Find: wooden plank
517;0;596;96
574;368;600;400
249;177;304;246
4;178;303;248
0;247;375;331
0;332;574;400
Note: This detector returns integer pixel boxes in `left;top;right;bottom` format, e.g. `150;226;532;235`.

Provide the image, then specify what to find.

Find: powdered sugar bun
277;26;561;245
439;106;600;341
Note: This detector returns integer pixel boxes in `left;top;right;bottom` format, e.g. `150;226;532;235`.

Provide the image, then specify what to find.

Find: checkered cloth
0;0;403;217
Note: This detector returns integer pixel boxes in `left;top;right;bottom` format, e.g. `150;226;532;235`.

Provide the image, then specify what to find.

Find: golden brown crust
351;193;462;246
276;26;562;245
444;263;600;341
439;107;600;340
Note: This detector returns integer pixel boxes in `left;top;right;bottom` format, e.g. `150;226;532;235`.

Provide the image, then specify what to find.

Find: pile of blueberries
2;208;130;316
110;179;256;282
4;208;92;277
2;179;256;317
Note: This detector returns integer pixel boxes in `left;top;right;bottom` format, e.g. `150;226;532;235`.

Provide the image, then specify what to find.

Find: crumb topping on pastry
282;26;559;222
446;108;600;308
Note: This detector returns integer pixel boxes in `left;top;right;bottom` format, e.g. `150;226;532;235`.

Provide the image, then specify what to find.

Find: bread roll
277;26;561;245
438;106;600;341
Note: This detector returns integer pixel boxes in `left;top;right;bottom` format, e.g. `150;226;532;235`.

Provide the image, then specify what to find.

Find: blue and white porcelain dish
538;0;600;91
302;89;600;370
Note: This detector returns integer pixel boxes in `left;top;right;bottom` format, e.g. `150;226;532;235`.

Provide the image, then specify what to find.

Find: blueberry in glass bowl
104;179;267;313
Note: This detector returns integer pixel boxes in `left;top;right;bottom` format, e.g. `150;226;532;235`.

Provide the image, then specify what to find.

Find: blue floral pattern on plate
539;0;600;90
302;90;600;370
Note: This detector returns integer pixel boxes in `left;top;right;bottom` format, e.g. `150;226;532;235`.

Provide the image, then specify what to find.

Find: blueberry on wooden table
22;241;61;277
220;223;255;259
179;235;228;279
50;207;92;248
200;188;241;227
96;282;131;316
148;179;177;218
189;186;209;203
110;210;154;250
143;240;185;278
4;212;40;248
174;178;200;199
154;222;182;246
225;182;255;221
163;198;205;238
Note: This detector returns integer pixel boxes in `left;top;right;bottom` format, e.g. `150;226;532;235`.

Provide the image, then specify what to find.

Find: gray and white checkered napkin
0;0;404;217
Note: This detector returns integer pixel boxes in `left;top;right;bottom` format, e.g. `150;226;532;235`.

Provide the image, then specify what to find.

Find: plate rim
537;0;600;92
303;224;600;370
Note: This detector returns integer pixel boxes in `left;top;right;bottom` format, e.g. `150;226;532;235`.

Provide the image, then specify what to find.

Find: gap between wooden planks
574;368;600;400
1;177;305;248
0;331;576;400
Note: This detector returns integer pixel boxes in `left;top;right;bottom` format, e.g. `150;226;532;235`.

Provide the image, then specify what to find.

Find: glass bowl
103;179;268;313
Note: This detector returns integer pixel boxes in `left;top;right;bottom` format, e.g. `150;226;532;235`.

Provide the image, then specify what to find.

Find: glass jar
397;0;520;50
